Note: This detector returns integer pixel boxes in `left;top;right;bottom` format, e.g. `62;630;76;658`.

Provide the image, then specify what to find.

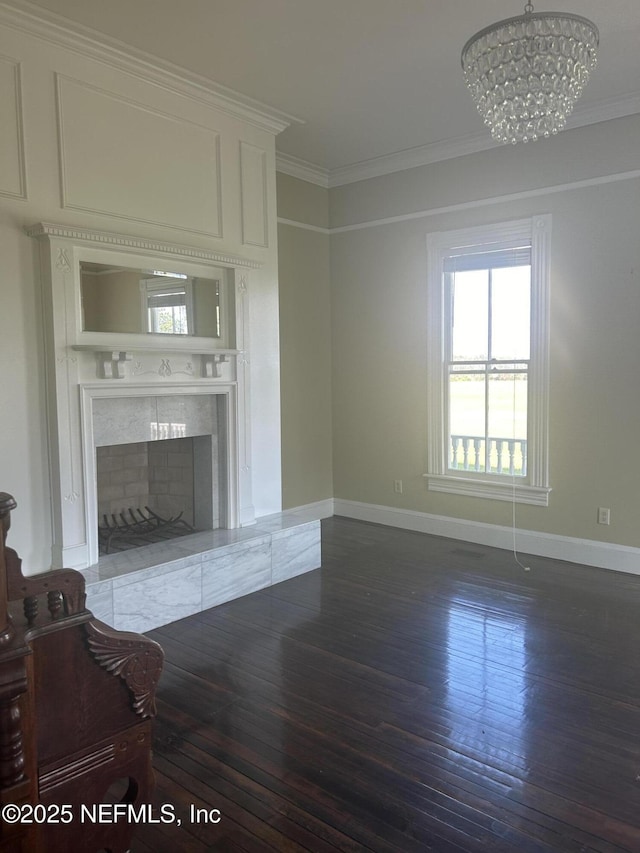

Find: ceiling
18;0;640;182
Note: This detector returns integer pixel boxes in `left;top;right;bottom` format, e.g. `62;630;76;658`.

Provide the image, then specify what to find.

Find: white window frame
425;215;551;506
141;277;195;335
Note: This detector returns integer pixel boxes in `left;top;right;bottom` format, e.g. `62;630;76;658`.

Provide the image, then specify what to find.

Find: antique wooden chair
0;492;164;852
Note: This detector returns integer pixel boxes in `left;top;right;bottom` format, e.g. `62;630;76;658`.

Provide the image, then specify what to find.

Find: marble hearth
82;509;321;633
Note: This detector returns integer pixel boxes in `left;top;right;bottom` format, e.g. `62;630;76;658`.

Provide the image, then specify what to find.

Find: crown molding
327;131;498;188
5;0;637;183
327;92;640;187
275;152;330;188
0;0;302;135
564;90;640;133
279;91;640;190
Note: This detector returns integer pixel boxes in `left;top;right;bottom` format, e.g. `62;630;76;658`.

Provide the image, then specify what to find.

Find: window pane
487;372;527;475
451;271;488;361
449;374;486;472
491;266;530;360
149;304;188;334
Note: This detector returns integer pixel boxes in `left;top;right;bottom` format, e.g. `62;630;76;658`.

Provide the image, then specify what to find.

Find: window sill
424;474;550;506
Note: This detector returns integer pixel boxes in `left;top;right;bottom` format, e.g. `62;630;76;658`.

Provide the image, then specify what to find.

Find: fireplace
97;438;197;529
93;393;227;555
29;223;259;570
84;387;232;565
96;436;207;553
31;223;322;632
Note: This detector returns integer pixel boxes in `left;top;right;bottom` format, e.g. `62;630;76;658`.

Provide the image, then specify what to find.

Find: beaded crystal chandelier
461;2;598;144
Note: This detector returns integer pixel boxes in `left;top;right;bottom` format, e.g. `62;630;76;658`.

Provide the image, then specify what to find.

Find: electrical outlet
597;507;610;525
394;479;403;494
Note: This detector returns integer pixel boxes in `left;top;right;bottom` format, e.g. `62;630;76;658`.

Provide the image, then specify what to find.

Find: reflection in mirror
80;262;221;337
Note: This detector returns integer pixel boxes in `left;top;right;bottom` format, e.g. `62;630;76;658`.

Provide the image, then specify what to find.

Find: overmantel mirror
79;259;229;347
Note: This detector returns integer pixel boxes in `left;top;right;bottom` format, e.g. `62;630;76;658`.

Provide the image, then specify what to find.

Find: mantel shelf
71;346;240;379
71;344;241;356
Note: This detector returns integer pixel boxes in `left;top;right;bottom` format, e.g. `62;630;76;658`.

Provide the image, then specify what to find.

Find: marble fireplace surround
83;384;321;633
31;223;322;632
86;386;232;564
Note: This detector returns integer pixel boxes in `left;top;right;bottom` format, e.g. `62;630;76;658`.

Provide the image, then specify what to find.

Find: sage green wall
276;116;640;549
277;173;333;508
329;114;640;548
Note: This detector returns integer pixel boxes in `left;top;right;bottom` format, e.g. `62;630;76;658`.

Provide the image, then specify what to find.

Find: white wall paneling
0;53;26;198
56;75;223;237
0;8;286;569
240;141;269;248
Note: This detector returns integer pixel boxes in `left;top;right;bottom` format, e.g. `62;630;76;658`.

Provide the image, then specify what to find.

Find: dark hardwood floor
134;516;640;852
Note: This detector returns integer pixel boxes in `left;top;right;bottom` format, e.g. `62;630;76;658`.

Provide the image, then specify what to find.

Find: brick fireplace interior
93;394;226;555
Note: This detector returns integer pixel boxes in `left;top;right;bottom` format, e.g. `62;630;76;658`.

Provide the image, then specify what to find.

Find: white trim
55;73;225;239
328;132;496;187
426;215;551;505
277;217;331;236
280;167;640;235
330;169;640;234
425;475;550;506
279;498;335;522
3;1;636;182
26;222;263;269
0;54;27;200
276;152;330;188
562;91;640;136
326;93;640;187
33;225;255;568
0;0;301;135
333;499;640;575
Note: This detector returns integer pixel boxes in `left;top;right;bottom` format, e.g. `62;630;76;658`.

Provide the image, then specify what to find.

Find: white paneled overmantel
0;0;292;582
31;222;259;569
1;3;288;263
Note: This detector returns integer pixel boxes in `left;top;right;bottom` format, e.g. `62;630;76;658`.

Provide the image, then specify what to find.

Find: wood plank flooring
134;517;640;852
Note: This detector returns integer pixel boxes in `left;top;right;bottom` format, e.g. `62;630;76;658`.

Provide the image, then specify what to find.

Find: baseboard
332;498;640;575
281;498;335;522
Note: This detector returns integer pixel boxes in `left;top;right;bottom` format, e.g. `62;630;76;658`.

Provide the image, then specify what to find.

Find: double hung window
143;278;193;335
426;216;551;505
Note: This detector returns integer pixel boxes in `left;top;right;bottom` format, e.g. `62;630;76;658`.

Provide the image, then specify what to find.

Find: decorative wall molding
276;171;640;236
240;141;269;248
56;75;224;238
26;222;263;269
2;1;636;194
333;499;640;576
0;53;26;199
0;0;301;135
277;217;331;236
328;168;640;234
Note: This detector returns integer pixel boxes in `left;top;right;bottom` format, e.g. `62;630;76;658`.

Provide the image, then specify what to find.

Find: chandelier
461;2;598;144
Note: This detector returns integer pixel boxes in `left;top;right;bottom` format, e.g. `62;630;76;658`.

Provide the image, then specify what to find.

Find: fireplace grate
98;506;195;555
